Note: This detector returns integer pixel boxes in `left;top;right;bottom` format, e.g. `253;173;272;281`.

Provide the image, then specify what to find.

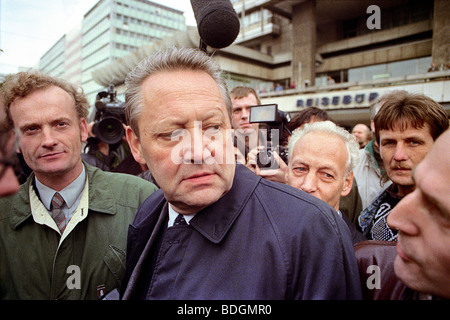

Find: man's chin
170;195;221;214
169;184;231;214
393;253;425;292
389;175;413;188
240;127;257;134
35;160;74;177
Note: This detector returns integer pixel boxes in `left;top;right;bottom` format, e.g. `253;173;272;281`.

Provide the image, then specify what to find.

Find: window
348;57;432;82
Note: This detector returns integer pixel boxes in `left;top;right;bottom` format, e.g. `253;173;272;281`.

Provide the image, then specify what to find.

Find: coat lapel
189;164;260;244
122;200;168;299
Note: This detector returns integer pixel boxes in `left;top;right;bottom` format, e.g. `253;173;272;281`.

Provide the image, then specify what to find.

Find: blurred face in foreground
287;131;352;212
127;69;236;214
0;104;20;196
387;129;450;299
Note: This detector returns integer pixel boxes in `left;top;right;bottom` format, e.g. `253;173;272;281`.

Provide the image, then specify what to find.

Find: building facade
92;0;449;128
39;35;67;80
39;0;186;104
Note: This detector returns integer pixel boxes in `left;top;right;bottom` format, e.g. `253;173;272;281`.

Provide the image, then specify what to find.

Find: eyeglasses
0;127;20;180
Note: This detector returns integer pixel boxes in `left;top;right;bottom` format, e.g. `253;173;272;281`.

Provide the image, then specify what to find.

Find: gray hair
288;120;360;176
125;46;232;137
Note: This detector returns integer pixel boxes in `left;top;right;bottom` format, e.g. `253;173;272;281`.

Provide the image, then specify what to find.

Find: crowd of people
0;46;448;300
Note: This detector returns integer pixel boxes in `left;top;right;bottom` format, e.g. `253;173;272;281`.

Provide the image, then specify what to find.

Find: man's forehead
12;86;73;106
419;132;450;176
414;154;450;215
302;131;347;155
296;132;346;157
354;124;364;130
143;70;222;99
168;107;226;121
300;130;345;145
380;121;429;134
232;94;258;105
141;103;229;132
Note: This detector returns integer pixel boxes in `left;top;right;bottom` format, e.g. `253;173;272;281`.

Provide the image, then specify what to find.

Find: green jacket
0;162;157;300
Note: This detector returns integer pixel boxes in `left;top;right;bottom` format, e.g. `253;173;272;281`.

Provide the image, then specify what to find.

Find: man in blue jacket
121;47;362;300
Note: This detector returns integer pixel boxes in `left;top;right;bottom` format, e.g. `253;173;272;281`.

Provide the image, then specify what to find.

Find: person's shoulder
86;162;157;190
0;176;30;208
252;179;349;243
255;178;338;222
0;181;30;228
108;170;156;187
132;189;166;226
233;164;332;216
0;192;15;219
138;189;165;209
257;178;326;207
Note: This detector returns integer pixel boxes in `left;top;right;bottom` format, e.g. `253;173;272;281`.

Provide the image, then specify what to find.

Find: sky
0;0;196;74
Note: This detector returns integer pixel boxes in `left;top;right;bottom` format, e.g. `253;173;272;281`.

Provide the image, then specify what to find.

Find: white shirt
30;165;89;244
168;203;196;227
35;164;86;222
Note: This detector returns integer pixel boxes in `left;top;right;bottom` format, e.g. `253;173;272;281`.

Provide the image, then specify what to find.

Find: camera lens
93;117;124;144
105;124;115;133
256;148;272;168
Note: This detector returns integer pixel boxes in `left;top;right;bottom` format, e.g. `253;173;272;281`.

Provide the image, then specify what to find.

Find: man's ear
80;118;89;143
126;126;146;165
341;171;353;197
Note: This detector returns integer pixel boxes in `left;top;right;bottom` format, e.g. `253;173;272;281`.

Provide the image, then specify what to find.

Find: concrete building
39;23;84;86
92;0;449;128
65;24;84;86
39;0;186;103
39;35;66;80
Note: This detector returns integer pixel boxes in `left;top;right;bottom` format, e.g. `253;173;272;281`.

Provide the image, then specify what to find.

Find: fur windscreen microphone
190;0;240;49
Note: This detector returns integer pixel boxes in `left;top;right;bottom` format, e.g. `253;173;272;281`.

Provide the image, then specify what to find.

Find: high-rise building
92;0;449;129
65;24;83;86
39;0;186;103
39;35;67;80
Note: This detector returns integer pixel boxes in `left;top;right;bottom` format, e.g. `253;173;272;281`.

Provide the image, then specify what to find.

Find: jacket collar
84;162;117;215
130;164;261;244
188;164;260;244
9;162;115;230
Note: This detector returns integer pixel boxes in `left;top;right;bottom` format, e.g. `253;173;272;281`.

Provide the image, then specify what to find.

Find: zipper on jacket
49;232;61;299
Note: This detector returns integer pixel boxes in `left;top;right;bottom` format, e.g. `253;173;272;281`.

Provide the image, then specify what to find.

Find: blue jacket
121;164;362;300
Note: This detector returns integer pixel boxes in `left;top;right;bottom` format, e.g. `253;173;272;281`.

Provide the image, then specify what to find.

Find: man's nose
241;108;249;119
387;190;420;236
180;127;203;164
41;127;58;147
300;173;317;193
180;122;214;165
393;142;409;162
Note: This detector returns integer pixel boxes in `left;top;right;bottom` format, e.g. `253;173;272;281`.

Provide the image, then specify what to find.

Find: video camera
92;84;126;145
249;104;290;169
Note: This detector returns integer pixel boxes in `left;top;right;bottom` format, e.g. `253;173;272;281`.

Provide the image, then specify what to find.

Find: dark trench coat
121;164;362;300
